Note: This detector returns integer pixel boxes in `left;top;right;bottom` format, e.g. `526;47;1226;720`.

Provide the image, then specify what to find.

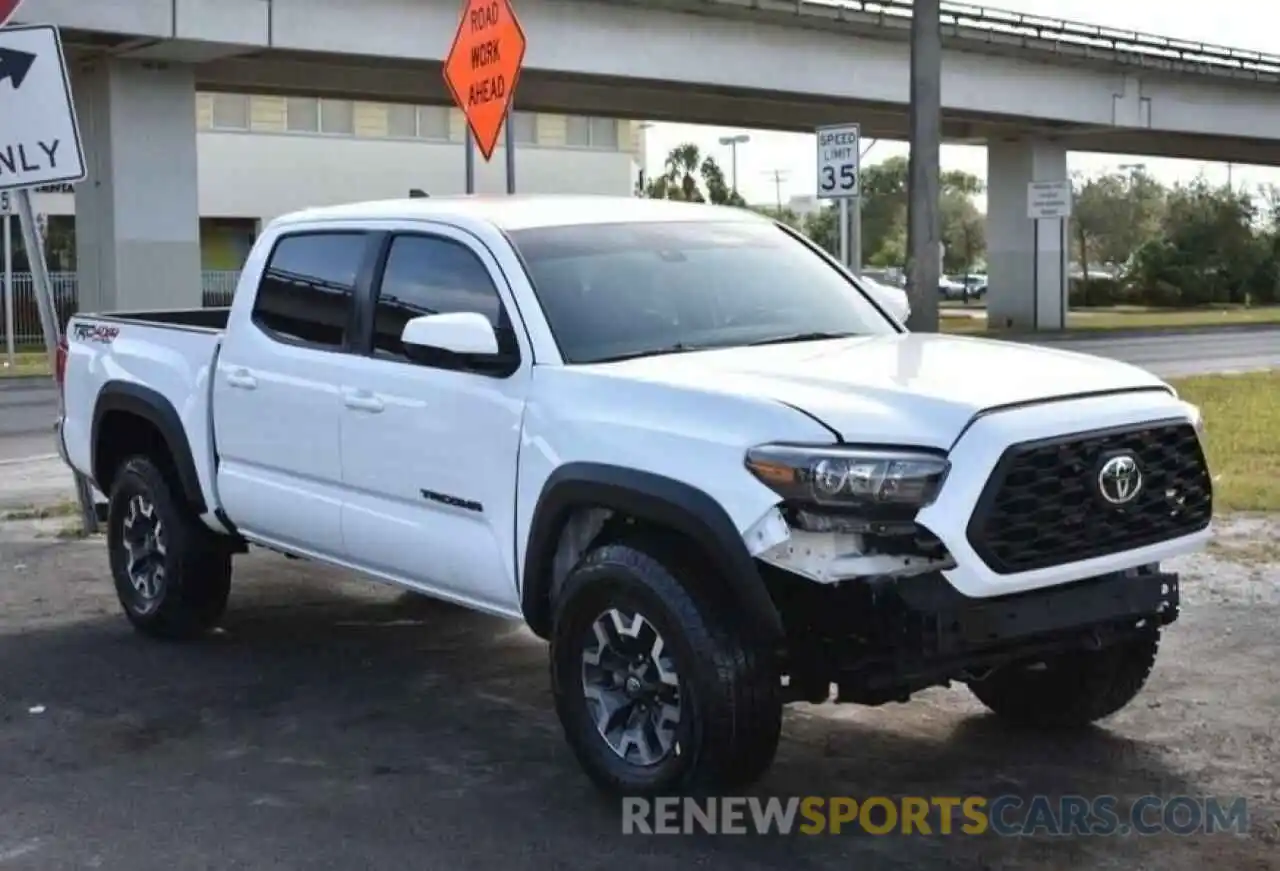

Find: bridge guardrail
702;0;1280;80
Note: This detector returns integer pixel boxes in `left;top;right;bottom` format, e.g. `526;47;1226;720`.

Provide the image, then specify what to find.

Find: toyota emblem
1097;454;1143;505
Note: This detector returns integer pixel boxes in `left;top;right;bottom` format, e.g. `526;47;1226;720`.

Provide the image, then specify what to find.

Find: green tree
643;143;745;206
1071;168;1167;280
803;205;838;255
939;188;984;276
1127;178;1258;306
856;156;985;269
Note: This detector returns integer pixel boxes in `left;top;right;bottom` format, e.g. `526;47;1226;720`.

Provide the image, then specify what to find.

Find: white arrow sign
0;24;85;193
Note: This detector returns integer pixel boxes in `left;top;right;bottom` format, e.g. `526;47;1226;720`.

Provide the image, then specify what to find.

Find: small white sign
815;122;860;200
0;25;85;194
1027;180;1072;220
0;190;10;215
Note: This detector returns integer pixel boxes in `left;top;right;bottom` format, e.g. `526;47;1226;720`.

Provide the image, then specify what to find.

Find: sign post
1026;180;1073;331
815;123;861;274
444;0;527;195
1;190;12;368
0;20;97;532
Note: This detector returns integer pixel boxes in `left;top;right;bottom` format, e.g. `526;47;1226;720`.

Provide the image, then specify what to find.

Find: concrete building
30;92;643;273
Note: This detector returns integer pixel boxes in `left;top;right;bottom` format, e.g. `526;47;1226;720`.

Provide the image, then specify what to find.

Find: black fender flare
91;380;207;515
520;462;784;643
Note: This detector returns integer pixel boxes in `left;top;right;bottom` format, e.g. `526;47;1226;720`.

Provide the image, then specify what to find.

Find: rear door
213;227;381;557
338;224;533;613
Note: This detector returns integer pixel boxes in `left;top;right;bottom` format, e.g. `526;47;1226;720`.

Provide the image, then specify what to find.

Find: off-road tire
967;627;1160;727
550;535;782;796
106;455;232;641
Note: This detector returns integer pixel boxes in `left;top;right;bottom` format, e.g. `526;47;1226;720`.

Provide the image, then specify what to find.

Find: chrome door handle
226;368;257;390
343;390;383;413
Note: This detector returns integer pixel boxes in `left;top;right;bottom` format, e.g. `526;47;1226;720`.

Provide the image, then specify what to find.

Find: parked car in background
939;276;968;299
962;274;988;299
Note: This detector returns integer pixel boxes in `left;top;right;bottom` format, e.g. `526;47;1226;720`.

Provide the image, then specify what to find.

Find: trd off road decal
72;323;120;344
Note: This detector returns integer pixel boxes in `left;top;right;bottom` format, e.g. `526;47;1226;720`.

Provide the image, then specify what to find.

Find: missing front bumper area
763;563;1180;705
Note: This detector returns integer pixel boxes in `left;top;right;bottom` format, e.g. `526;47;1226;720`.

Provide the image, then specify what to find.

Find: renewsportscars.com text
621;795;1249;836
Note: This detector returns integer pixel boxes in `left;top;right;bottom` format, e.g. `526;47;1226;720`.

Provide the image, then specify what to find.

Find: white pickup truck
56;195;1212;796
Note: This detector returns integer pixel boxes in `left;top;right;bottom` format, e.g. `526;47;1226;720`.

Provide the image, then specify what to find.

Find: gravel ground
0;515;1275;870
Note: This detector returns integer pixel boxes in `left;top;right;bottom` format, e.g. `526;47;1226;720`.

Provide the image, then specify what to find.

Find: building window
286;97;319;133
210;93;249;130
508;111;536;144
418;106;451;140
589;117;618;149
566;116;618;149
319;99;354;135
386;104;450;140
387;103;417;138
566;116;589;147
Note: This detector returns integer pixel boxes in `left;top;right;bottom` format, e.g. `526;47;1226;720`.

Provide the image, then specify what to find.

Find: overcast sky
642;0;1278;206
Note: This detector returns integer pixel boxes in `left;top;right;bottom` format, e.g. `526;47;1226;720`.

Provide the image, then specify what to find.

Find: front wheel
966;627;1160;727
550;537;782;796
106;456;232;641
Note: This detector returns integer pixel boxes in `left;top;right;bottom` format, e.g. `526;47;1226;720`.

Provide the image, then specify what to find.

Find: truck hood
585;333;1171;449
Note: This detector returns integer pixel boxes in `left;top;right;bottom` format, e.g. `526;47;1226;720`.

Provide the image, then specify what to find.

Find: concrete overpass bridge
19;0;1280;327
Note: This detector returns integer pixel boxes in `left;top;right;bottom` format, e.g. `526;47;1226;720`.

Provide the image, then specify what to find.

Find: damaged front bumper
762;562;1180;705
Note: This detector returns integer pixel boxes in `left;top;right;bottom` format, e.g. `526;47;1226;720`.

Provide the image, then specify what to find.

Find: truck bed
73;307;230;333
60;309;227;511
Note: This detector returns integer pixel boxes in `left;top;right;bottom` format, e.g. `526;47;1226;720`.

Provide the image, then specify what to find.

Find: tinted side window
253;232;368;348
372;234;508;361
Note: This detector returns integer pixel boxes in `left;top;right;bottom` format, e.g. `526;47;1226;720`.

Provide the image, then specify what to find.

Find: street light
718;133;750;194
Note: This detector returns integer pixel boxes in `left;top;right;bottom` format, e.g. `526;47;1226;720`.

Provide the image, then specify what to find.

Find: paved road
0;379;56;454
1020;326;1280;379
0;518;1274;870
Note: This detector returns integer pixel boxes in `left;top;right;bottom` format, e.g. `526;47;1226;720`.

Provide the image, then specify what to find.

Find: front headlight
745;444;950;511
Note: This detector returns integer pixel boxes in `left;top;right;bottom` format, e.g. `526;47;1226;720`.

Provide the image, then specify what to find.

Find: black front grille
967;420;1212;574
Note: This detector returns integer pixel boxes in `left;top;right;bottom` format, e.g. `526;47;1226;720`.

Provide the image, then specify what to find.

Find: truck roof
270;194;771;232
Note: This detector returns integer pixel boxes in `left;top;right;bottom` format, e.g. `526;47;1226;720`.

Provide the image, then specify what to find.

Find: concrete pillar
73;60;201;313
985;139;1068;330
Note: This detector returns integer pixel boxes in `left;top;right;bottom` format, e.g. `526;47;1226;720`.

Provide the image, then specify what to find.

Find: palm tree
643;143;745;206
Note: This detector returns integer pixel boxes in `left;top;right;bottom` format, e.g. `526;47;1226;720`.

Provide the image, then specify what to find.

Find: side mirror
400;312;500;358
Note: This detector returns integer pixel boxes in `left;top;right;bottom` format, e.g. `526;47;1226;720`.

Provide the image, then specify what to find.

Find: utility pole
763;168;790;213
905;0;942;332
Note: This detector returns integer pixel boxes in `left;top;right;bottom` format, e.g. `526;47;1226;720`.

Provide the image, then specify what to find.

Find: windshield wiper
590;343;706;364
746;331;859;347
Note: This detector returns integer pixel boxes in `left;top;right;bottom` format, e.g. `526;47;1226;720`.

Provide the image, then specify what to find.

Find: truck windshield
507;219;898;364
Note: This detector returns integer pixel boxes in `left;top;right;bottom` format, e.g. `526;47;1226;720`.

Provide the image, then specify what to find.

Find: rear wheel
966;627;1160;727
106;456;231;640
550;535;782;796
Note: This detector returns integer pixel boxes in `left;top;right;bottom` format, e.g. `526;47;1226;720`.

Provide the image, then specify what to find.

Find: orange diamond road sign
443;0;527;162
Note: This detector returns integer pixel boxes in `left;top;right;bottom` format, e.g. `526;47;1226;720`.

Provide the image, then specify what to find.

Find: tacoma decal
72;323;120;344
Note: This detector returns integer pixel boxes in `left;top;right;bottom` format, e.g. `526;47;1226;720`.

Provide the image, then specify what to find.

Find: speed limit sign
815;122;860;200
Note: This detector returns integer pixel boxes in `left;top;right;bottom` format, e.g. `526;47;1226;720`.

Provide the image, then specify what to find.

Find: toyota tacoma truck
55;195;1212;796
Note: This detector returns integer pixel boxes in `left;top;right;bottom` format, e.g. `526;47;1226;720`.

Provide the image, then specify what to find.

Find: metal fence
0;270;242;347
